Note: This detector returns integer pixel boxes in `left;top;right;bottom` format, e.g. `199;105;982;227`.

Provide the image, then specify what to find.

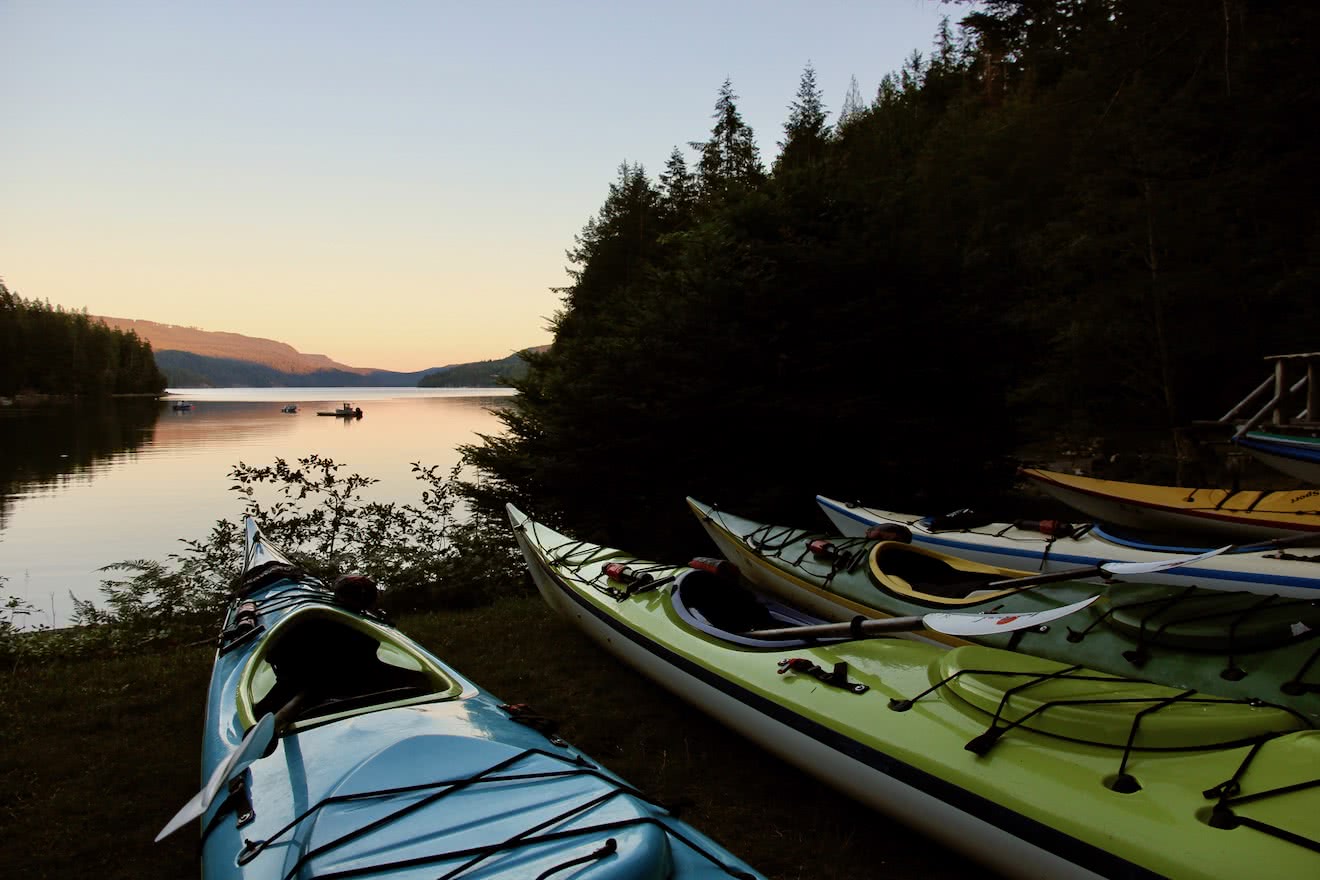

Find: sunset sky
3;1;952;371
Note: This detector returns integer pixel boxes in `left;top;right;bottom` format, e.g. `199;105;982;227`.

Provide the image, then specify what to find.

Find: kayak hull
1237;432;1320;485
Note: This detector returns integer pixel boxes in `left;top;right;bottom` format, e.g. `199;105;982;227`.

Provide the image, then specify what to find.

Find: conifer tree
658;147;697;226
836;75;865;130
776;63;830;172
559;162;661;320
0;282;167;396
690;79;764;202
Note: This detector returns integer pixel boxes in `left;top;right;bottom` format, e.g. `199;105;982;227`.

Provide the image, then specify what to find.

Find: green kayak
689;498;1320;724
510;503;1320;879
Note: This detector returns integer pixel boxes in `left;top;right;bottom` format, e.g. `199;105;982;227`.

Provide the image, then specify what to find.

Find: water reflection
0;398;160;526
152;400;303;447
0;389;513;627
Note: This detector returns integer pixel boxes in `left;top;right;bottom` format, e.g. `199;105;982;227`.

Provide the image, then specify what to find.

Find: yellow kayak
1019;467;1320;541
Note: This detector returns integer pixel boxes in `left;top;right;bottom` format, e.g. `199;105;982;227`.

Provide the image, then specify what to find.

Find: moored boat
316;402;363;418
509;504;1320;880
172;401;193;411
158;517;765;880
1018;467;1320;540
280;404;298;414
1235;431;1320;486
815;494;1320;598
689;498;1320;722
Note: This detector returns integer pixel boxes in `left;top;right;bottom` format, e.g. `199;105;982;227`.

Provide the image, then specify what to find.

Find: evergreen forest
418;351;533;387
459;1;1320;556
0;281;168;397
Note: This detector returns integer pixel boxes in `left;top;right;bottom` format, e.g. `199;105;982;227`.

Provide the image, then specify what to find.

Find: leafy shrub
1;578;43;666
17;455;535;660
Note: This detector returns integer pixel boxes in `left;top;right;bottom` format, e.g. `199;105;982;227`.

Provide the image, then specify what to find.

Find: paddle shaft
747;615;926;641
985;565;1107;590
980;541;1235;591
744;595;1100;641
1249;531;1320;552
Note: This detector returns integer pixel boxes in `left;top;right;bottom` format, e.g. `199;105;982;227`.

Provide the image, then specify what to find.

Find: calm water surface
0;388;513;627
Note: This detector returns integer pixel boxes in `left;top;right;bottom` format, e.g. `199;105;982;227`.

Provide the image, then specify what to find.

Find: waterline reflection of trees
0;398;161;530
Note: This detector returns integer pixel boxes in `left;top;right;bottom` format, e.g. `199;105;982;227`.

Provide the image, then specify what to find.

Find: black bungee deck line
226;740;754;880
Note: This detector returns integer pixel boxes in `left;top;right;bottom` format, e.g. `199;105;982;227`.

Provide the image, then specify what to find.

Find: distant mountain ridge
95;316;542;388
96;317;372;375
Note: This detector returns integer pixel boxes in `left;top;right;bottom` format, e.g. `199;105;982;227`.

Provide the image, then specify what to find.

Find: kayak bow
161;516;766;880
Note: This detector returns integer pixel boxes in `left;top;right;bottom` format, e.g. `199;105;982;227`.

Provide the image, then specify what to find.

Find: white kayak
816;495;1320;598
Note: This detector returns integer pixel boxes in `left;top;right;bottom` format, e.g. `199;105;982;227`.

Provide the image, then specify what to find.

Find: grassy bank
0;594;972;879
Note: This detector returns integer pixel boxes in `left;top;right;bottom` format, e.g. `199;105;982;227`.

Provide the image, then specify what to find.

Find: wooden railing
1218;353;1319;438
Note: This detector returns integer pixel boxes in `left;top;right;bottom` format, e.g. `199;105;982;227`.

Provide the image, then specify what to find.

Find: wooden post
1274;358;1287;426
1308;360;1317;422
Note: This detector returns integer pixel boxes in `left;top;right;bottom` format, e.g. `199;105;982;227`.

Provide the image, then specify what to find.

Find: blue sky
2;1;954;370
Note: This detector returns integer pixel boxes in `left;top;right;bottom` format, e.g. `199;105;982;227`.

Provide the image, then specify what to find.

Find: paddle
745;595;1099;641
1238;531;1320;553
979;544;1234;591
155;693;303;842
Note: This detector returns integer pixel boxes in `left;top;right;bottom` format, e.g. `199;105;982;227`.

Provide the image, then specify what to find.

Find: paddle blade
155;788;209;843
924;596;1099;637
1102;545;1232;576
155;713;276;842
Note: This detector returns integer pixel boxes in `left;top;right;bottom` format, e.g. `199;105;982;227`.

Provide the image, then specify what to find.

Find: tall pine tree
690;79;764;203
776;63;830;172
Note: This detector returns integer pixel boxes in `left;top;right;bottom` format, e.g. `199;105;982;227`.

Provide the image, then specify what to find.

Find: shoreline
1;390;165;406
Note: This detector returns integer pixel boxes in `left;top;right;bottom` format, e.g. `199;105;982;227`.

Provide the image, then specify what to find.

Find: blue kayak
159;517;763;880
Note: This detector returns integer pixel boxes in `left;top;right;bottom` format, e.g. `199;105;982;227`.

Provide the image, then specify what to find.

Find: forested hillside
95;316;368;376
0;282;167;397
459;1;1319;556
153;350;445;388
418;351;533;387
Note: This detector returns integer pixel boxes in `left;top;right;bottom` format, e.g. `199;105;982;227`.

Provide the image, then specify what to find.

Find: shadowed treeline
458;1;1319;558
0;281;167;398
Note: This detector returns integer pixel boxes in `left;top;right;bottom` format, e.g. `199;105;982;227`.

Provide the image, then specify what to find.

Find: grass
0;594;974;880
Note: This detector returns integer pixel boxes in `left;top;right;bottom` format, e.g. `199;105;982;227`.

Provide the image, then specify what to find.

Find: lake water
0;388;514;628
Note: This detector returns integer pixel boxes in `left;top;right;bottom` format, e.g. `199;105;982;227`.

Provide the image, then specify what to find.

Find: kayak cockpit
671;569;831;649
238;607;462;729
869;542;1025;605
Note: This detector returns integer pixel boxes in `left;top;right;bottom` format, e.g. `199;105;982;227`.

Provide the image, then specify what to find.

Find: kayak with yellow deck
509;503;1320;880
688;498;1320;723
1018;467;1320;541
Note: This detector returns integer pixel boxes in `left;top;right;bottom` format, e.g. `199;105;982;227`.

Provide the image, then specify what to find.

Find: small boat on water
279;404;298;414
157;517;765;880
1018;467;1320;540
509;504;1320;880
171;401;193;411
316;402;362;418
1235;430;1320;486
815;494;1320;598
688;498;1320;722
